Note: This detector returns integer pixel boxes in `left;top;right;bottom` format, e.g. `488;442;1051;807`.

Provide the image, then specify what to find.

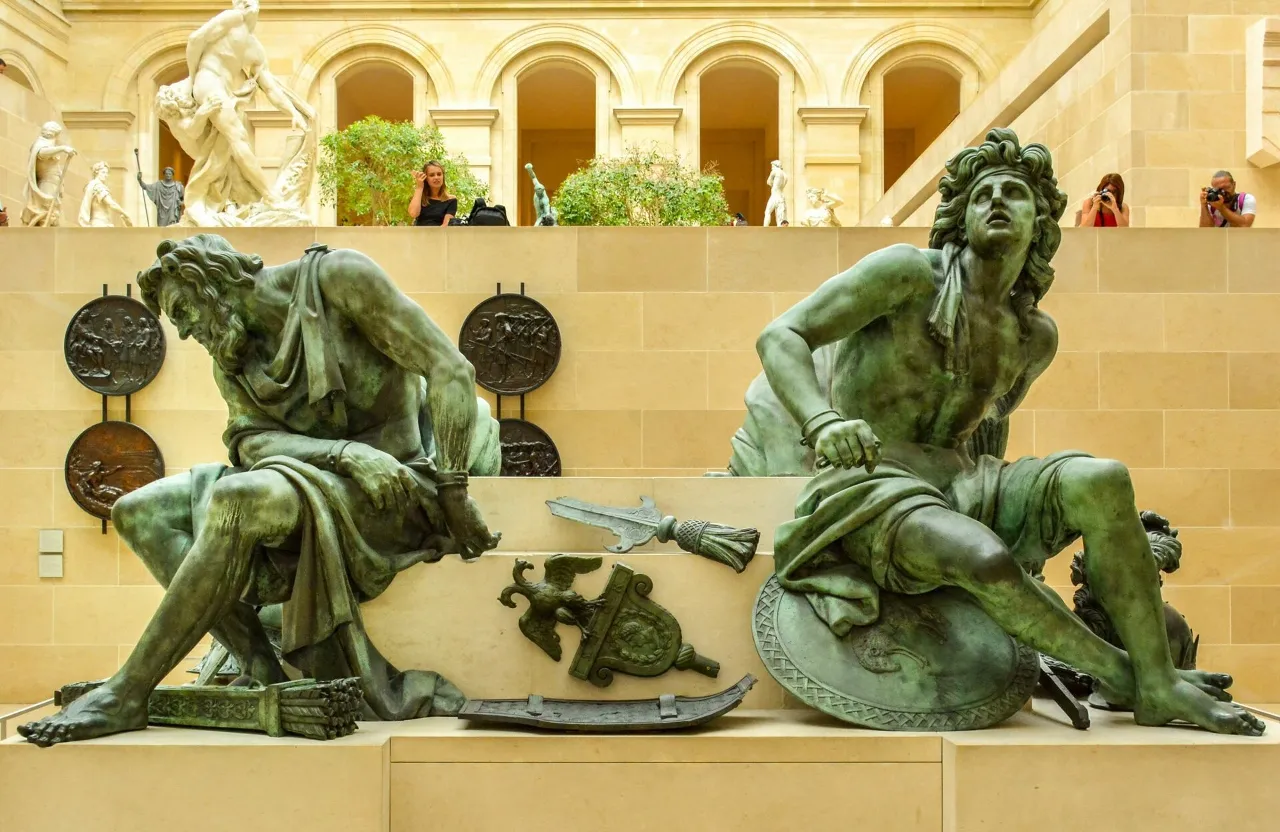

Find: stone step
2;703;1276;832
363;551;785;708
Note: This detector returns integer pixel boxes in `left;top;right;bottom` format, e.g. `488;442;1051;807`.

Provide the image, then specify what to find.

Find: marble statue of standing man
764;160;788;226
21;121;77;227
78;162;133;227
138;166;185;226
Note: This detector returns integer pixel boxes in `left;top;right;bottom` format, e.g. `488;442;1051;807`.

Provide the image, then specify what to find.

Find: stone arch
472;23;639;105
101;26;194;110
293;24;454;104
842;22;997;106
0;50;44;97
657;22;826;106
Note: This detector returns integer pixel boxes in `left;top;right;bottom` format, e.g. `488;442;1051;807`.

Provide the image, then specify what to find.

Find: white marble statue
21;122;77;227
78;162;134;227
799;187;843;228
763;160;788;226
155;0;316;227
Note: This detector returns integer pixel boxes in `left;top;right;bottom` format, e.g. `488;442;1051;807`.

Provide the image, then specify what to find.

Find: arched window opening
699;62;779;225
336;60;414;130
156;64;195;186
882;64;960;190
517;63;595;226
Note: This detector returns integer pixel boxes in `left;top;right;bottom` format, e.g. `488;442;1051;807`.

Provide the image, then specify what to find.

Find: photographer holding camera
1200;171;1255;228
1075;173;1129;227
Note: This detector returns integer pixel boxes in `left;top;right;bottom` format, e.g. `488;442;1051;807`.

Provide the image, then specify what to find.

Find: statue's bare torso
820;245;1054;454
191;10;265;102
214;254;429;463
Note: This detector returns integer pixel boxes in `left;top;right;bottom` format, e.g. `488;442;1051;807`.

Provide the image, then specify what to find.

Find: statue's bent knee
1062;458;1134;508
206;473;297;538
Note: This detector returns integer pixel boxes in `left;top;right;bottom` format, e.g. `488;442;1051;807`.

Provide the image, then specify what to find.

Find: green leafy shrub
318;117;488;226
552;144;729;227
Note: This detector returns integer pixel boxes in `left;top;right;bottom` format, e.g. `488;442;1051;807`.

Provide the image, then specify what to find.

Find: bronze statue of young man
20;235;502;746
735;129;1262;736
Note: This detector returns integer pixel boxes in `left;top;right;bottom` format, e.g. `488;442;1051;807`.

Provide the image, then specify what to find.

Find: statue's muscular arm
186;8;242;78
319;250;477;473
757;244;934;430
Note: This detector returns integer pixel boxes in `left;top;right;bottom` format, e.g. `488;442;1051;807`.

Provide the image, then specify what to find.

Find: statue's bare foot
1134;679;1265;736
16;683;147;747
1098;669;1233;710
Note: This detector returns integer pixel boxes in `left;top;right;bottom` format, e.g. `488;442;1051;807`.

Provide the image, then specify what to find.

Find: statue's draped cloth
731;345;1085;636
189;247;498;719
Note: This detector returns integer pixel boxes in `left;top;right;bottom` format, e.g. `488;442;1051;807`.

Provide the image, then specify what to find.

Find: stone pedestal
799;107;868;227
614;107;683;154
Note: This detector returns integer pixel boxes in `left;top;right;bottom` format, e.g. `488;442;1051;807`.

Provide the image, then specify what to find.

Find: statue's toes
15;721;34;738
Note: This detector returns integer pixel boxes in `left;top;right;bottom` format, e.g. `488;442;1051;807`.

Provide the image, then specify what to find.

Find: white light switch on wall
38;529;64;553
38;554;64;578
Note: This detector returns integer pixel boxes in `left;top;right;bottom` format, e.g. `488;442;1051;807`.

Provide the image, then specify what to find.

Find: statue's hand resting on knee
439;487;501;560
811;418;883;472
337;442;426;514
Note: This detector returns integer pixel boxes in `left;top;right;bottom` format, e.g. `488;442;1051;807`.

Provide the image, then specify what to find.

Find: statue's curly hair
137;234;264;372
929;128;1068;323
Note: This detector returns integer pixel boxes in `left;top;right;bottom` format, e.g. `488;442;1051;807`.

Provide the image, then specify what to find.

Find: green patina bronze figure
739;128;1263;735
20;235;503;747
525;162;557;226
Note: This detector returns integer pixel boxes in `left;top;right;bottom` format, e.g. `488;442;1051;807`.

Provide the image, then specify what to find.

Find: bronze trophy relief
64;421;165;520
64;295;166;396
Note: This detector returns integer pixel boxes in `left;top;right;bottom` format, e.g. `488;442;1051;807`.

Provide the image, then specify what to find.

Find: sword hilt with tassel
655;516;759;573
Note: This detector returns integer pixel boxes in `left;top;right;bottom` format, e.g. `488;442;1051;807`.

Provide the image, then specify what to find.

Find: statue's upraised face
963;172;1036;258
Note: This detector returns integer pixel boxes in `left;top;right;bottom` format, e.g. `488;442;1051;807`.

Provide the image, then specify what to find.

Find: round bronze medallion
459;294;561;395
499;419;562;477
64;296;166;396
64;421;165;520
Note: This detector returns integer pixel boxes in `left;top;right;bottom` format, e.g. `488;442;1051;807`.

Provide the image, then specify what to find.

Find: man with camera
1200;171;1256;228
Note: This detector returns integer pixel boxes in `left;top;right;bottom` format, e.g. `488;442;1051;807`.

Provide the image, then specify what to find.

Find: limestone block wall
882;0;1280;228
1;226;1279;705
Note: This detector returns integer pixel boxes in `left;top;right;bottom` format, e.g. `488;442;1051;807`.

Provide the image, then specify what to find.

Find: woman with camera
1074;173;1129;227
408;160;457;227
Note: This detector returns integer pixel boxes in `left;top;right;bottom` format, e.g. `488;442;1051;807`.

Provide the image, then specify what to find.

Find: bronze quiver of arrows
546;496;759;573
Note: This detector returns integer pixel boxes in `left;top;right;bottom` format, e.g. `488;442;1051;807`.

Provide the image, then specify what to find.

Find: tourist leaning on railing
408;160;457;227
1074;173;1129;227
1200;170;1256;228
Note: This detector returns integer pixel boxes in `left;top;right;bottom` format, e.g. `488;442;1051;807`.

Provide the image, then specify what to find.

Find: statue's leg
891;482;1262;735
208;103;273;197
19;470;302;747
1053;458;1262;734
112;473;286;685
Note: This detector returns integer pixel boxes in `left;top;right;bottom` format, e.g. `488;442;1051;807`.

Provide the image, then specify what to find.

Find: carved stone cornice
60;110;134;130
246;109;292;128
429;108;499;127
613;107;683;126
798;107;870;126
63;0;1040;16
804;153;863;166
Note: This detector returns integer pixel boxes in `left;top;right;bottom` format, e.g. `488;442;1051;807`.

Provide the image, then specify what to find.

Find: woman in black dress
408;160;457;226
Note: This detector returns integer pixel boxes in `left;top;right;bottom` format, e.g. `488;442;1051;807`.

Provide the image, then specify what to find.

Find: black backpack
467;198;510;226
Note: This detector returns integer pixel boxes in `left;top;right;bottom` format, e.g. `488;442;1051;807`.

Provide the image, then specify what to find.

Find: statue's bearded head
137;234;264;373
930;128;1067;305
162;167;175;182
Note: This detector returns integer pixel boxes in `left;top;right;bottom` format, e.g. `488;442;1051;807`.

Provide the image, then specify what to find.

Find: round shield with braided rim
753;574;1038;730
